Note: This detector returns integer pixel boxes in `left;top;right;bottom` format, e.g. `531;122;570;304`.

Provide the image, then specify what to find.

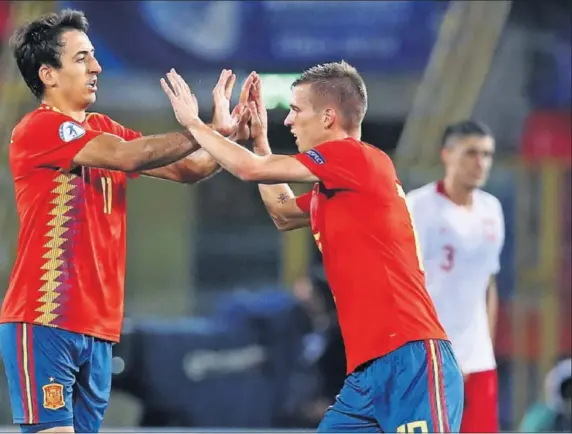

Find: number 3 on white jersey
396;183;424;272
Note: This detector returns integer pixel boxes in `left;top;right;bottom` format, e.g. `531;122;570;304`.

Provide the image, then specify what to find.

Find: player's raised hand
249;73;268;135
229;71;256;141
161;69;200;129
211;69;236;136
248;73;271;155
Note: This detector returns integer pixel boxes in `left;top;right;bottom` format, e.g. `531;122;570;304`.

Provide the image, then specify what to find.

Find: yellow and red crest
42;383;65;410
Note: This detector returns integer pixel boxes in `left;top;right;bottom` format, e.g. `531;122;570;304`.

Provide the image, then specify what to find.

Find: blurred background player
519;357;571;432
0;9;249;434
407;120;504;433
159;63;464;433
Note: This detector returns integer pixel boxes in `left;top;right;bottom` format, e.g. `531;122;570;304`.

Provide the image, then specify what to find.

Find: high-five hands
231;72;256;141
162;68;254;140
161;68;268;151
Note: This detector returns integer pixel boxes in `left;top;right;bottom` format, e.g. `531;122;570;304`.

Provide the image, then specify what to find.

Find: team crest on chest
42;380;65;410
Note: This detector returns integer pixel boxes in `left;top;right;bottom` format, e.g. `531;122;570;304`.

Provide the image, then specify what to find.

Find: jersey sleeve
293;140;365;190
19;111;103;171
295;191;312;213
105;116;143;141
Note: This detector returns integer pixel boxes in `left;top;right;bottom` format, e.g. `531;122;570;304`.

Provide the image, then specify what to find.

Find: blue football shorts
0;322;112;433
318;339;464;433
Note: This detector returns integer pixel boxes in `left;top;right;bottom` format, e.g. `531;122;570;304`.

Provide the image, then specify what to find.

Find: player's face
41;30;101;108
284;84;330;152
442;135;495;189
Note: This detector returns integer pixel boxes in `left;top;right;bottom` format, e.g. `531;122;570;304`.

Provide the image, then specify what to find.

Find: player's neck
326;128;361;142
41;96;87;123
442;177;474;208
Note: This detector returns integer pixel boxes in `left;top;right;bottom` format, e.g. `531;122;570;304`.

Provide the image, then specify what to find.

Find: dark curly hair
10;9;89;98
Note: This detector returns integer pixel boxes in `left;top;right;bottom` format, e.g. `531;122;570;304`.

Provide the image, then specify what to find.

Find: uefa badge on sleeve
59;121;86;143
305;149;326;165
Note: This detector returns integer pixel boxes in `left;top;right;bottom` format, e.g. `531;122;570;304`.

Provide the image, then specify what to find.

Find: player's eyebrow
74;49;94;58
289;104;300;111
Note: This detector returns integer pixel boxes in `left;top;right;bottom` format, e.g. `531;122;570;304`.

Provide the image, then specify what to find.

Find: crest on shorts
42;382;65;410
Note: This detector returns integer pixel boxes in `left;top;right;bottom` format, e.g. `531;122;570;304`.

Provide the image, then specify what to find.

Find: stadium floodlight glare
257;74;299;110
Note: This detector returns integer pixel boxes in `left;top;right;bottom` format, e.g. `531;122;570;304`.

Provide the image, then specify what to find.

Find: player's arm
487;275;499;341
258;184;310;231
488;201;505;341
200;124;313;226
94;117;220;183
139;148;219;183
139;124;249;184
246;78;310;231
187;122;320;183
21;111;205;175
73;131;204;173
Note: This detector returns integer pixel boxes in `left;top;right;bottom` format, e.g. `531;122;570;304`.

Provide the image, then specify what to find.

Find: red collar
436;180;451;199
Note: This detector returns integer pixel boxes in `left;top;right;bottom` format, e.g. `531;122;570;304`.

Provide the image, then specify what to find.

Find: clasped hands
160;68;267;146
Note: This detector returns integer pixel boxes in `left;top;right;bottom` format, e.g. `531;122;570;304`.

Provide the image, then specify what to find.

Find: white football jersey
407;181;505;374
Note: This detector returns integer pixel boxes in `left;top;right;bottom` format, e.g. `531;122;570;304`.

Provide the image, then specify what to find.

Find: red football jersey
0;104;142;342
294;138;447;373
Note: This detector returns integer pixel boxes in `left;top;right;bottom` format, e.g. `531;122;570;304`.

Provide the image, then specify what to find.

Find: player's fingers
167;70;183;97
214;69;228;95
170;70;190;99
172;70;193;97
160;78;175;101
249;101;260;124
239;105;251;124
254;93;267;118
254;78;263;103
231;103;242;118
239;73;255;105
225;73;236;100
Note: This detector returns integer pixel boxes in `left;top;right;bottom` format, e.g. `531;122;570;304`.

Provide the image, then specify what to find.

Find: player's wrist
253;137;271;156
185;116;206;131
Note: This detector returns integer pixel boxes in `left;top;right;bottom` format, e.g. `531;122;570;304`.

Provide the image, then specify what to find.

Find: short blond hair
293;61;368;130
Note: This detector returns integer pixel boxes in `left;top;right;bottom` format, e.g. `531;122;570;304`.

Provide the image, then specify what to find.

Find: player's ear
440;147;449;166
323;108;335;129
39;64;58;88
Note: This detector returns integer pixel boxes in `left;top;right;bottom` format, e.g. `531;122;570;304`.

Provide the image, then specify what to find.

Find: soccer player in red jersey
0;10;249;433
161;64;464;432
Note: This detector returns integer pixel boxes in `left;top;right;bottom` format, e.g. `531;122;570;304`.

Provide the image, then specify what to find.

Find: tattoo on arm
277;193;289;204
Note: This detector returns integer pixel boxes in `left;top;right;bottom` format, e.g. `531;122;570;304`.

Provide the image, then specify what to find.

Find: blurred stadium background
0;0;570;431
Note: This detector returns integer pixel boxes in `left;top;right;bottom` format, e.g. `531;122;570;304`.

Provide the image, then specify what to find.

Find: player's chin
470;177;487;189
85;93;97;105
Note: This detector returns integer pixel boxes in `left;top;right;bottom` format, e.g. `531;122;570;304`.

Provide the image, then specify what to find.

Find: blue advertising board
59;0;447;73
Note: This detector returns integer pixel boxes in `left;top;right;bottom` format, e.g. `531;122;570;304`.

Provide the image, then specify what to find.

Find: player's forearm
252;136;304;230
487;277;499;340
186;121;263;180
259;184;297;229
125;131;201;171
142;148;221;183
139;127;242;183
